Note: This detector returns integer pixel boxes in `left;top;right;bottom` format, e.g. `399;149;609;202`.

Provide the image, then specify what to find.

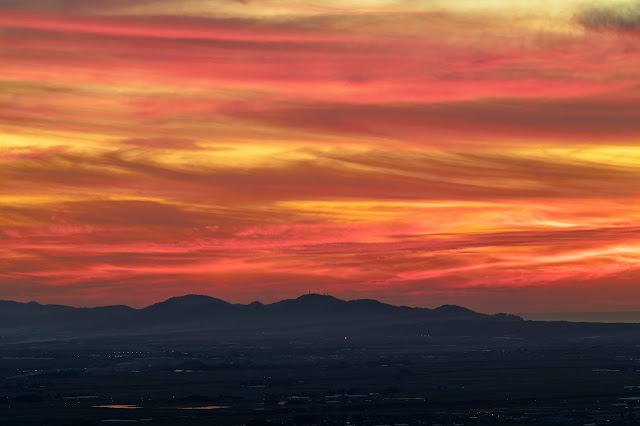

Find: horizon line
1;292;484;312
4;293;640;317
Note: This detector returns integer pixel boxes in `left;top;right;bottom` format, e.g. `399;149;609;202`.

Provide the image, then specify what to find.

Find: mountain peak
171;294;229;303
144;294;231;311
267;293;345;312
294;293;346;307
433;304;478;315
296;293;341;302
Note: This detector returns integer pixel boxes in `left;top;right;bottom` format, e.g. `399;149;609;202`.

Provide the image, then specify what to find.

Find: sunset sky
2;0;640;312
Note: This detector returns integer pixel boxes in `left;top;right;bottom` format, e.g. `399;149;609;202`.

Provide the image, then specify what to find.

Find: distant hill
5;294;640;345
0;294;519;336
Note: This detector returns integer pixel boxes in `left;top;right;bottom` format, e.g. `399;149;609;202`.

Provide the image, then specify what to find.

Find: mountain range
6;294;640;346
0;293;520;336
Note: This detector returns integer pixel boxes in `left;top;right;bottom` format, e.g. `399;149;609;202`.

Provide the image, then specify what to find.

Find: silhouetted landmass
4;294;640;346
4;295;640;425
0;293;515;335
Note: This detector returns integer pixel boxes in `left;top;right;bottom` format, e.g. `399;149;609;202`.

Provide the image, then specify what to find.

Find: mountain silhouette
0;294;524;338
143;294;233;313
147;294;232;308
6;294;640;344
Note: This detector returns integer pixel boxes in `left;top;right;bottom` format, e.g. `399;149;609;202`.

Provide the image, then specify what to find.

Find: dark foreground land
2;294;640;425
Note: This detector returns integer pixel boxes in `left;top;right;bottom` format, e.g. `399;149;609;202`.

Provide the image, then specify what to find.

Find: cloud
5;6;639;108
2;0;640;311
0;0;157;14
228;97;640;144
578;3;640;33
0;10;363;43
120;138;202;150
0;146;67;160
67;200;198;227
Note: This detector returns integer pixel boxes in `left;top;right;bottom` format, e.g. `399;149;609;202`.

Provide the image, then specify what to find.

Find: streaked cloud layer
2;0;640;311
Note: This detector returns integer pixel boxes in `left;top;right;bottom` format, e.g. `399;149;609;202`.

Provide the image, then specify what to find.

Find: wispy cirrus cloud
2;0;640;311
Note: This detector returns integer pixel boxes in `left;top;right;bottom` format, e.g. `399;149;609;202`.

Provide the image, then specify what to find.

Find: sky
1;0;640;312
